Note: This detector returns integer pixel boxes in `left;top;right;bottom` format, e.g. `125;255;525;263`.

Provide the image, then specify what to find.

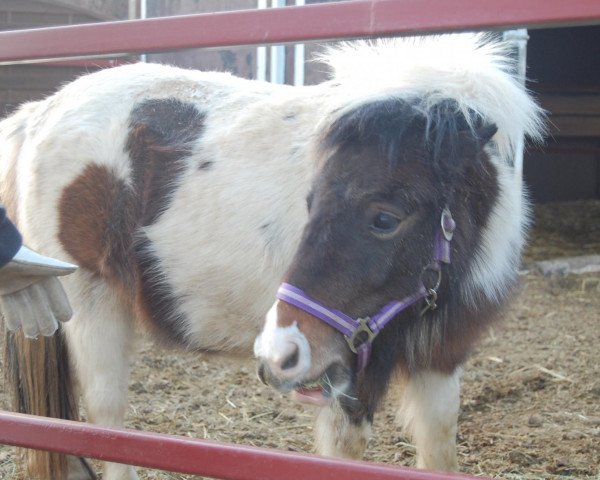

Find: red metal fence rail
0;0;599;64
0;411;481;480
1;1;600;479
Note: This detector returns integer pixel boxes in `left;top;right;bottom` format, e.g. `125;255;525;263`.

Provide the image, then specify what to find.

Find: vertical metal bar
270;0;286;84
503;29;529;185
128;0;140;20
140;0;148;62
294;0;305;86
257;0;267;81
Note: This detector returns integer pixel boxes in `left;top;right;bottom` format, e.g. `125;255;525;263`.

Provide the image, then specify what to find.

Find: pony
1;34;543;479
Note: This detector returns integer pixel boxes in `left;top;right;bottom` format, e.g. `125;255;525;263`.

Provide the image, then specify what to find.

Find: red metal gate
1;0;599;64
0;411;478;480
1;1;599;478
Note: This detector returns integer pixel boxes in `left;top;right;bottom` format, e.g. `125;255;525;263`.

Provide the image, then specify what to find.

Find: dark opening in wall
524;25;600;202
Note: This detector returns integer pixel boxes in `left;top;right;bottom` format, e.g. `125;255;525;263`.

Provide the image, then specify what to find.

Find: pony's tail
1;102;95;479
3;325;80;479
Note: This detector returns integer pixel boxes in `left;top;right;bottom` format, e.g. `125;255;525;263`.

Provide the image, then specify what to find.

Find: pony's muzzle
254;302;314;388
257;337;305;380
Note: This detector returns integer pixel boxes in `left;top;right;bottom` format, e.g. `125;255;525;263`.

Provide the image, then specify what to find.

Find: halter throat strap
276;207;455;371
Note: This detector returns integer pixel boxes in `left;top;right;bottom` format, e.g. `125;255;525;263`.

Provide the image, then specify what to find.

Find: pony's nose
254;302;311;382
269;339;302;378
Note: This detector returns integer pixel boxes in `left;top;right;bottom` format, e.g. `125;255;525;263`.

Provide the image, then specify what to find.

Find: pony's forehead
318;34;545;166
319;97;482;177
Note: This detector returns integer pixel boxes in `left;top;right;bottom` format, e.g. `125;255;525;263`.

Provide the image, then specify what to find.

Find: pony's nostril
280;345;300;371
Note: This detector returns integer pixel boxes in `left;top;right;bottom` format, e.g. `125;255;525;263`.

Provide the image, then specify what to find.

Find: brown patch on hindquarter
59;98;206;284
59;164;137;289
58;98;206;343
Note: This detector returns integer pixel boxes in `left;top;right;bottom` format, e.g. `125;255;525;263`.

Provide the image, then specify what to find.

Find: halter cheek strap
276;208;456;372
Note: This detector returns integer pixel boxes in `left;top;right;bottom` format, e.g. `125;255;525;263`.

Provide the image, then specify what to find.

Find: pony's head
255;97;499;407
255;35;544;411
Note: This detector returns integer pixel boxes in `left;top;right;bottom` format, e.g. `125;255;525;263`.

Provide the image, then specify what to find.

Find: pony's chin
289;362;351;406
291;387;331;406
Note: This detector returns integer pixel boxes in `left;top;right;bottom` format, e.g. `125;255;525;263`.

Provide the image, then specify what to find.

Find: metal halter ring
345;317;377;354
420;263;442;292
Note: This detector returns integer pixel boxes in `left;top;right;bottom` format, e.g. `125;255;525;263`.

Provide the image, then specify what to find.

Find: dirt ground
1;200;599;480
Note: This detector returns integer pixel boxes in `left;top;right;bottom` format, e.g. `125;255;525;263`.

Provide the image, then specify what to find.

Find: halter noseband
276;208;456;371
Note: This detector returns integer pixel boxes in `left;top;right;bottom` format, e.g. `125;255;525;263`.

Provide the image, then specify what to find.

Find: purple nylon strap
276;208;456;371
277;283;429;371
276;283;357;337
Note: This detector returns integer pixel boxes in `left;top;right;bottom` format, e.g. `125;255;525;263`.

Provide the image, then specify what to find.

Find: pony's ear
454;122;497;160
447;121;498;174
475;123;498;147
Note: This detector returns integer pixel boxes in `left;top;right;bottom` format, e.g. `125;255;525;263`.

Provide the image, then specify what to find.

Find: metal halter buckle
345;317;377;354
421;288;438;315
419;263;442;316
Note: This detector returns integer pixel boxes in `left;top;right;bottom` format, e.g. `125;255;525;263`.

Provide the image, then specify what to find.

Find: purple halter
276;208;456;371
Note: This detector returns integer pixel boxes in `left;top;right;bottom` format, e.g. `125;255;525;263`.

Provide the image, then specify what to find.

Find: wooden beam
548;115;600;137
540;94;600;116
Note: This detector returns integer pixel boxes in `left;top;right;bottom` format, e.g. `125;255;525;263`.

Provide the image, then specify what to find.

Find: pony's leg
63;278;138;480
66;455;97;480
314;401;372;459
398;368;462;471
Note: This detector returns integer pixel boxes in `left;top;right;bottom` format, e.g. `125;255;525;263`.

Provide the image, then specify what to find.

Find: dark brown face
254;99;498;410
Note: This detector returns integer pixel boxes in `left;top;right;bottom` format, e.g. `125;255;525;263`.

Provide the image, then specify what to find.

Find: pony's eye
370;212;401;235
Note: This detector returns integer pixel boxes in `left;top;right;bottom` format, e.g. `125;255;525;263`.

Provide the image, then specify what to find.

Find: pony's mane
317;33;545;165
323;97;496;185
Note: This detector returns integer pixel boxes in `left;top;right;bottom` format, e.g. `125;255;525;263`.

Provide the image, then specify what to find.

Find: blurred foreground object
0;245;77;338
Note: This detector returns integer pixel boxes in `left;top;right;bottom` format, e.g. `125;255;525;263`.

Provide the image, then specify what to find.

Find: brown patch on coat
133;236;189;344
59;98;205;280
58;164;137;290
58;98;206;344
126;98;206;343
126;98;206;226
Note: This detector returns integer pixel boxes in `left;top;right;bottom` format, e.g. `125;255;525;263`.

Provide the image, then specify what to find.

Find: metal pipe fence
0;0;599;64
0;411;482;480
1;1;599;478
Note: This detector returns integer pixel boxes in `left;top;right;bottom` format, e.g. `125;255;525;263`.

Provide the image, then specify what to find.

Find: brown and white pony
1;34;543;479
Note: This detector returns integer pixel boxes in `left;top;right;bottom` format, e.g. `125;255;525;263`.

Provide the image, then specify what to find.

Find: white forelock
318;33;546;167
